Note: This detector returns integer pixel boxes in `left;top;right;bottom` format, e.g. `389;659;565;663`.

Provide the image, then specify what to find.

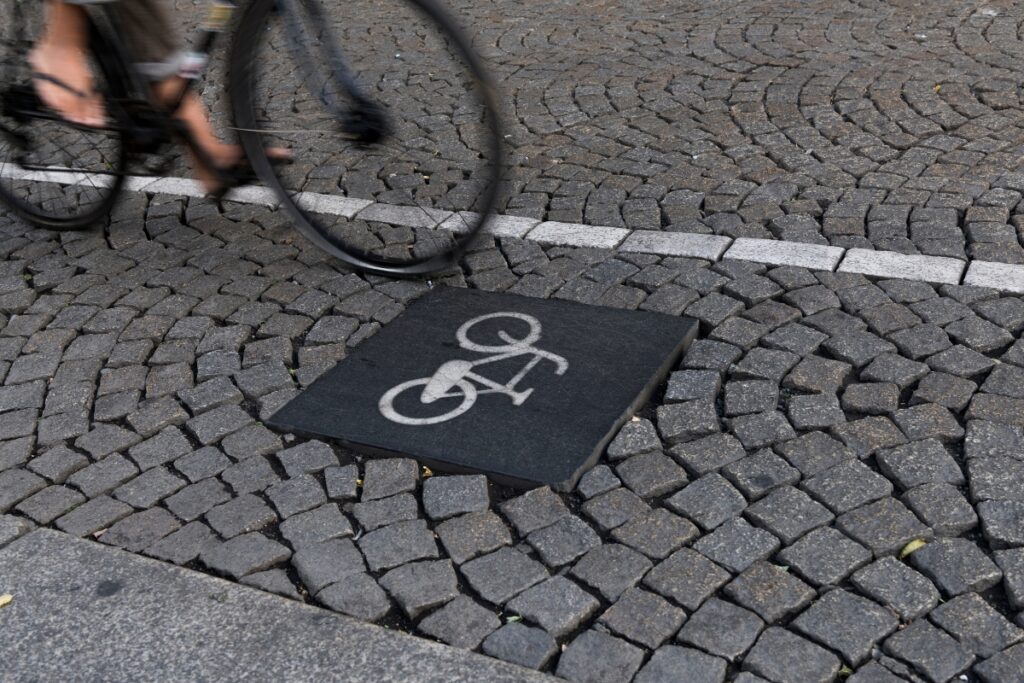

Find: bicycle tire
230;0;505;277
0;14;127;231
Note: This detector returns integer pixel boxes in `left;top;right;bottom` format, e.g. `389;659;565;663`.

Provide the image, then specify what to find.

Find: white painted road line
838;249;966;285
527;221;630;249
620;231;732;260
723;238;846;271
963;260;1024;294
9;162;1024;295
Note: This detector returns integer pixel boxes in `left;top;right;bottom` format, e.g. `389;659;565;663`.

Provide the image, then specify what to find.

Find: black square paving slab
268;287;696;490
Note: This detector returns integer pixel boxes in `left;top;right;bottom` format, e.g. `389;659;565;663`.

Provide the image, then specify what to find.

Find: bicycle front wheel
231;0;505;277
0;3;127;230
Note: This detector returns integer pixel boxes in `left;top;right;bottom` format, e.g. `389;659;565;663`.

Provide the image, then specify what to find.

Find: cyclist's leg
28;0;107;127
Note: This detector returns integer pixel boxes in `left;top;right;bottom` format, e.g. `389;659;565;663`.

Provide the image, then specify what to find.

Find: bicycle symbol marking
379;312;569;426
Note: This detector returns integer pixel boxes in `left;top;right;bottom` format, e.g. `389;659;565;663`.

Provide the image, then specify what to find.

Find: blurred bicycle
0;0;505;276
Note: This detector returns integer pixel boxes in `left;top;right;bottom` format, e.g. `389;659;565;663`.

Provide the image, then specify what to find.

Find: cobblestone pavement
4;1;1024;682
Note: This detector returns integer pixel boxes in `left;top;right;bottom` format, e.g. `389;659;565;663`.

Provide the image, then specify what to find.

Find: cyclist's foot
192;145;293;197
28;46;106;128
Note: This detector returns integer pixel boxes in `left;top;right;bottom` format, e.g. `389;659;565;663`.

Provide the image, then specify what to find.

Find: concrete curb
0;529;554;683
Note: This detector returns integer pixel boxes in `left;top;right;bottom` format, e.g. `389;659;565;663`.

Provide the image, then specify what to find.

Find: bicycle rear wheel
231;0;504;276
0;3;127;230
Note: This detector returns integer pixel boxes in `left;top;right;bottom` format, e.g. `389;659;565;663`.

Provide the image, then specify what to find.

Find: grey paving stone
656;400;720;444
974;643;1024;683
221;456;279;494
357;519;439;573
676;597;764;661
607;418;661;459
978;500;1024;548
893;403;964;443
15;485;86;525
220;425;282;460
555;630;645;683
722;450;800;500
850;556;938;622
724;380;778;417
837;497;933;558
615;452;688;498
929;592;1023;658
422;475;490;521
100;508;181;553
597;587;686;650
968;457;1024;502
802;459;893;514
74;424;142;459
351;493;419;532
482;623;558;671
324;464;359;501
67;455;139;499
205;494;278;539
762;323;828;356
903;483;978;537
776;431;855;477
581;487;650;532
929;344;996;378
0;514;34;548
435;511;512;565
682;340;743;374
274;441;337;478
418;595;500;650
0;436;35;473
730;411;796;450
832;416;908;458
643;547;731;611
963;420;1024;461
143;520;216;565
792;588;898;665
883;619;974;683
112;466;186;509
846;661;909;683
664;370;721;403
125;396;189;439
571;542;653;602
693;518;779;574
576;465;620;499
526;515;601;567
724;561;815;624
200;532;291;580
266;474;326;519
290;537;366;594
185;404;254;445
909;538;1003;597
379;559;459;619
842;383;900;416
635;646;726;683
460;547;548;606
732;348;800;383
164;477;233;523
876;439;964;490
499;486;569;535
507;576;600;639
240;569;301;600
665;473;746;531
783;355;852;393
861;354;929;390
611;508;698;561
54;495;133;537
279;503;352;548
358;458;419;501
670;433;747;477
316;572;391;621
778;526;873;586
128;427;193;471
0;469;47;513
743;627;840;683
786;393;846;430
744;486;834;545
173;447;231;483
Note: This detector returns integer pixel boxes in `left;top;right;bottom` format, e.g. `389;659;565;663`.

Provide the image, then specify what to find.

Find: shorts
66;0;184;80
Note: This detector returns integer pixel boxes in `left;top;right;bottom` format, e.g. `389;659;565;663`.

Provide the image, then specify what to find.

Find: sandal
203;149;294;205
32;72;107;128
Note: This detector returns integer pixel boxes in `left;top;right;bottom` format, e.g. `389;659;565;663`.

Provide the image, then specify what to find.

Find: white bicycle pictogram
379;312;569;425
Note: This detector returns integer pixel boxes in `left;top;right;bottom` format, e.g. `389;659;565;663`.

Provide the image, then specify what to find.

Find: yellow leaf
900;538;927;559
838;665;854;677
0;594;12;609
934;84;942;93
422;467;434;478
